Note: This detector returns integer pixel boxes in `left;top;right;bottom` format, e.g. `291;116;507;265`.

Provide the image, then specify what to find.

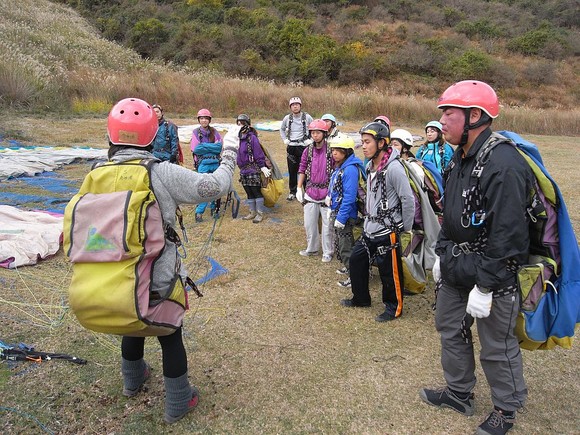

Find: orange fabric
390;232;404;317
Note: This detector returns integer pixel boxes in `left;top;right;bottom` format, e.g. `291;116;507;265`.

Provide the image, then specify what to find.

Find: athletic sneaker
164;386;200;424
375;310;396;322
337;277;351;288
321;254;332;263
476;409;516;435
419;387;475;416
287;193;296;201
340;298;371;308
336;266;349;275
299;250;318;257
195;213;203;223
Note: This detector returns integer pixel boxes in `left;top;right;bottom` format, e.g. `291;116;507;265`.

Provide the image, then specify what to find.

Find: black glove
169;155;177;163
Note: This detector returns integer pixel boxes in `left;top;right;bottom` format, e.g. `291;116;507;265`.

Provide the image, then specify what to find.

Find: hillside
53;0;579;109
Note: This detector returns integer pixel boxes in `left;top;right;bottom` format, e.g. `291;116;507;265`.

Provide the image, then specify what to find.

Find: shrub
444;49;493;81
455;18;504;40
521;60;557;86
508;22;569;57
129;18;168;58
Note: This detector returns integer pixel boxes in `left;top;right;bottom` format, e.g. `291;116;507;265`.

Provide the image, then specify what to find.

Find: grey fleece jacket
111;147;236;297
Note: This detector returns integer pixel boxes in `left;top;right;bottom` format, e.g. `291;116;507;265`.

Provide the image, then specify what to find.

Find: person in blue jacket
190;108;223;222
415;121;454;174
152;104;179;163
327;133;365;288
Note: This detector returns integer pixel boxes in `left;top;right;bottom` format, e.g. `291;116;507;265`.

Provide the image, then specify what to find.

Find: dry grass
1;117;579;434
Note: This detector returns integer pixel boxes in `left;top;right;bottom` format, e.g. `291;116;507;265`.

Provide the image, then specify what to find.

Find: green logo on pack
84;226;116;251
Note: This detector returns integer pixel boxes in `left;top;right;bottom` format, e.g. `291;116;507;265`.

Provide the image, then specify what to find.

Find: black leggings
121;327;187;378
243;184;263;199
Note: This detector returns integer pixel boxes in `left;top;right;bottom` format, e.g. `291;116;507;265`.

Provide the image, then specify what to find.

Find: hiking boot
286;193;296;201
299;250;318;257
375;310;396;322
337;277;351;288
336;266;349;275
419;387;474;416
195;213;203;223
476;409;516;435
252;213;263;223
164;386;200;424
242;211;257;220
122;362;151;398
340;298;371;308
321;254;332;263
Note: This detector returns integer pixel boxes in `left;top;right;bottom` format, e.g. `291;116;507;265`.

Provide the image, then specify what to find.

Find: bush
508;22;569;57
444;49;493;81
455;18;504;40
129;18;169;58
521;60;557;86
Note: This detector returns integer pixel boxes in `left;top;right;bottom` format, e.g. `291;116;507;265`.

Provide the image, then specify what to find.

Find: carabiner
471;211;486;227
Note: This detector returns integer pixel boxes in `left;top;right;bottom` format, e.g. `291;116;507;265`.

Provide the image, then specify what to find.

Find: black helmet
236;113;251;125
360;121;390;142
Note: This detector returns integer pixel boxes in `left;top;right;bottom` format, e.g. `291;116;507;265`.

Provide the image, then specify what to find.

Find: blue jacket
194;142;222;173
152;119;179;162
328;153;365;225
416;141;454;173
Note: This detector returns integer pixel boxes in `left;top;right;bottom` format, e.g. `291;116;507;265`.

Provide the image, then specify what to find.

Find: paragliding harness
162;119;182;164
452;131;579;350
286;112;308;143
303;141;333;195
0;341;87;365
64;159;200;337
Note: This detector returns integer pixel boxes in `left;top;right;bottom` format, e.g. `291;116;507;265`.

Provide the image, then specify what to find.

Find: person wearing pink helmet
420;81;533;435
296;119;335;262
280;96;313;200
79;98;240;424
190;108;223;222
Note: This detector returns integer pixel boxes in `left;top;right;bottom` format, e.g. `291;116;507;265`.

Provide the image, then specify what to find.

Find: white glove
304;138;314;146
324;196;331;207
283;138;291;146
334;219;345;229
466;285;493;318
223;125;242;152
261;167;271;178
432;256;441;282
296;188;304;203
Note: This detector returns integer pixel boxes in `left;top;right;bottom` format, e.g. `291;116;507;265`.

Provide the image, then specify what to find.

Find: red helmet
373;115;391;128
107;98;158;147
308;119;329;132
197;108;212;119
437;80;499;118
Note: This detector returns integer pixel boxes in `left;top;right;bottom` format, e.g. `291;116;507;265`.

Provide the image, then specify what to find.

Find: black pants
286;145;306;195
121;327;187;378
349;232;404;317
243;184;263;200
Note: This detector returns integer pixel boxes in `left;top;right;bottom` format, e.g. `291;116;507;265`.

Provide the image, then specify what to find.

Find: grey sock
121;358;145;391
255;197;265;214
164;373;192;418
247;199;256;212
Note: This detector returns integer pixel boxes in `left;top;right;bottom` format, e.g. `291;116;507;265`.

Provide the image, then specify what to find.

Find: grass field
1;117;579;434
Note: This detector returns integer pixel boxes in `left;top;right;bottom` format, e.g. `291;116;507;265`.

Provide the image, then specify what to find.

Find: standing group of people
96;80;531;434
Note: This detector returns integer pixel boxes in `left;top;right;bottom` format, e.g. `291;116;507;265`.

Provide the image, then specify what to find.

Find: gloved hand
223;125;242;152
324;196;331;207
304;138;314;146
261;167;271;178
296;188;304;203
169;155;177;163
326;207;332;220
466;285;492;318
334;219;345;229
283;138;291;146
432;256;441;282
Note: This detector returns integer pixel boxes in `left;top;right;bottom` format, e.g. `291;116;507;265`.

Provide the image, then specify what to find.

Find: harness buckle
377;245;388;255
379;199;389;211
452;242;472;257
472;166;484;178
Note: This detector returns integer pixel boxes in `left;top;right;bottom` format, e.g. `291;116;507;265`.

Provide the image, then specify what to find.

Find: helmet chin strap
372;139;389;160
459;108;492;147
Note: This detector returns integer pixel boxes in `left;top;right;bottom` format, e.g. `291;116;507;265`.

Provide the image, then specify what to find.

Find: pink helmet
373;115;391;128
197;108;212;119
107;98;158;147
289;97;302;106
308;119;329;132
437;80;499;118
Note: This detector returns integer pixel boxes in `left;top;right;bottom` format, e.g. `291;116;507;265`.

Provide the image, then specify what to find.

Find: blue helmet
425;121;443;132
321;113;337;124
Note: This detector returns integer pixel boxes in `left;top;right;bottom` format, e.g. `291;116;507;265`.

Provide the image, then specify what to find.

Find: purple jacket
190;126;222;151
298;142;334;201
237;130;266;175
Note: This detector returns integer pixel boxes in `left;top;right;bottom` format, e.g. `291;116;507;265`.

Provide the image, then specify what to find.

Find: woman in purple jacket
235;114;271;223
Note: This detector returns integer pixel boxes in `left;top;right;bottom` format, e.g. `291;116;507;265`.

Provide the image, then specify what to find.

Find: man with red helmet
102;98;239;424
296;119;335;262
420;81;534;435
280;97;313;200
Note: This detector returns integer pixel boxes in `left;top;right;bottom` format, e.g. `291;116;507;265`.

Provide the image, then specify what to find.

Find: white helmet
390;129;414;148
289;96;302;106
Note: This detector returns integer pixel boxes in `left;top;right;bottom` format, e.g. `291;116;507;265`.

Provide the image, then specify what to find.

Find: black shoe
476;409;515;435
375;310;396;322
340;298;371;308
419;387;474;416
